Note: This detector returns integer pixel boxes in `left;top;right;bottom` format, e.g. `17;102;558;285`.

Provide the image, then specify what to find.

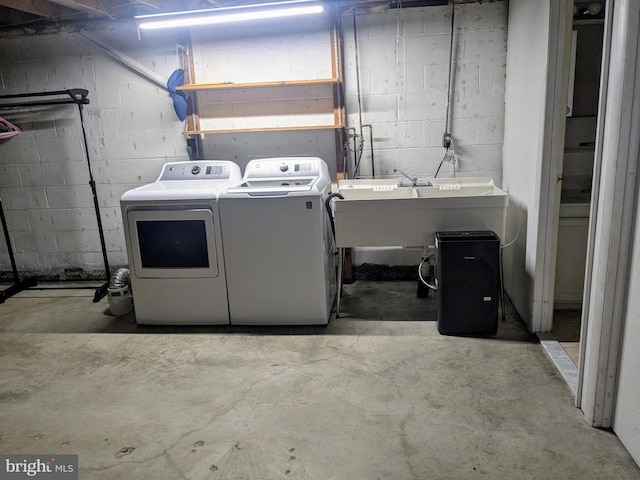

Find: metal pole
76;103;111;302
0;198;19;284
0;198;37;303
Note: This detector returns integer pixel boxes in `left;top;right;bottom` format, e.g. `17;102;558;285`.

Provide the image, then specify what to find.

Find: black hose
325;192;344;242
434;147;449;178
500;249;506;322
353;141;364;178
342;139;349;178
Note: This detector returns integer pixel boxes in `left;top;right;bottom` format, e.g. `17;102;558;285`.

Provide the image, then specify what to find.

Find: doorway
552;1;605;366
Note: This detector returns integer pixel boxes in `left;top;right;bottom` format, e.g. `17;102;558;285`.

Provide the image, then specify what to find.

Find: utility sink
336;179;418;199
332;177;509;247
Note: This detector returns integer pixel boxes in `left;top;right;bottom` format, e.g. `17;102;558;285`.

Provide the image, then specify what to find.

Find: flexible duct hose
109;268;130;289
108;268;133;316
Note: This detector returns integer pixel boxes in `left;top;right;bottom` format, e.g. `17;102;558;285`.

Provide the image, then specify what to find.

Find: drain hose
325;192;344;242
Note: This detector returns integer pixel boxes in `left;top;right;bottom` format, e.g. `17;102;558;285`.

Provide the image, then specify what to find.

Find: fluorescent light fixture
136;1;324;30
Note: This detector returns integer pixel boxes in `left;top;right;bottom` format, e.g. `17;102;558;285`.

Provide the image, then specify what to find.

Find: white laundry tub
332;177;509;247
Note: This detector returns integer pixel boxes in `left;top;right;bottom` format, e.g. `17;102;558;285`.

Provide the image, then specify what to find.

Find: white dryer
219;157;337;325
121;161;241;325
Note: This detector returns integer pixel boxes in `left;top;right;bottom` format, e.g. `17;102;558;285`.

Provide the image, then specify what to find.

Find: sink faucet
394;168;417;186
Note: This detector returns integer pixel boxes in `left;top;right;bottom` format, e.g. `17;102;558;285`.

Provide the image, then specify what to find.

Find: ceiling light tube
136;1;324;30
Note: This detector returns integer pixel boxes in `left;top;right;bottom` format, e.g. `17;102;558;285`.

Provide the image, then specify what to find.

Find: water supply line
418;253;437;291
443;0;456;149
345;126;357;178
341;135;350;179
363;124;375;178
353;10;364;137
351;9;375;178
354;134;365;178
434;0;457;179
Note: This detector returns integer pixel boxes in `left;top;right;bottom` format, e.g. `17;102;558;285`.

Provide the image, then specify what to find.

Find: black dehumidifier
435;231;500;335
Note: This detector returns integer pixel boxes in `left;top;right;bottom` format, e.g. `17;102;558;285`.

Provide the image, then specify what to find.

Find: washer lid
122;180;240;201
225;157;329;196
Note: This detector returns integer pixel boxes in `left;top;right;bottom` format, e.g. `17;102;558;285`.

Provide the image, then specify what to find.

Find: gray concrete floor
1;281;639;479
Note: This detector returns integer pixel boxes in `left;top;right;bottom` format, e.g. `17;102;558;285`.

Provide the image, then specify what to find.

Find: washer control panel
244;157;321;179
159;161;237;181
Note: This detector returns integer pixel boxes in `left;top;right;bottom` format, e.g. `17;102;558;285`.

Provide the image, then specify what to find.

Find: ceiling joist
0;0;76;18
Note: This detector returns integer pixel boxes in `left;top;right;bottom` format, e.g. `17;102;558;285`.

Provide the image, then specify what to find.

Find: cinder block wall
0;1;507;278
192;15;340;175
342;2;507;185
0;26;188;277
341;2;507;270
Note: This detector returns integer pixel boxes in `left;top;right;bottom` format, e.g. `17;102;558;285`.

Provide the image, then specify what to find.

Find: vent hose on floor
109;268;130;289
108;268;133;316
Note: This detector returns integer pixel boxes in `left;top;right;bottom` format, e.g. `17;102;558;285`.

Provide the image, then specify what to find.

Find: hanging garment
167;68;188;121
0;116;21;139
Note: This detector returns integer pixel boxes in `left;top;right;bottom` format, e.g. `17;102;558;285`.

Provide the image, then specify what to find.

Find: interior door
501;0;573;332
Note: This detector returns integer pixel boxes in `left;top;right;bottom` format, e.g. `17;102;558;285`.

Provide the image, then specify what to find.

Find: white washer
219;157;337;325
121;161;242;325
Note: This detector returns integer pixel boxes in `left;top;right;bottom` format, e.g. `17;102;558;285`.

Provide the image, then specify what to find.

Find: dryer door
127;208;218;278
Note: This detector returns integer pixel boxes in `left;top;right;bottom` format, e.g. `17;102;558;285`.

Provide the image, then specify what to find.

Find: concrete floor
1;281;639;479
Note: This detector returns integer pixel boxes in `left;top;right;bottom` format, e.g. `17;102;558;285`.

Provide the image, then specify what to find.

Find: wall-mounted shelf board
183;124;343;135
182;22;344;138
177;78;340;91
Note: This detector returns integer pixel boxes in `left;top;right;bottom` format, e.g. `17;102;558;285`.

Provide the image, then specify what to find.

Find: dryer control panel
159;161;238;181
244;157;321;178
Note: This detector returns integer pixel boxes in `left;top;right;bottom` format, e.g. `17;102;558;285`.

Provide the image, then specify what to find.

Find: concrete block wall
0;2;507;277
342;2;507;186
341;2;507;269
191;17;334;83
0;25;188;276
192;16;339;175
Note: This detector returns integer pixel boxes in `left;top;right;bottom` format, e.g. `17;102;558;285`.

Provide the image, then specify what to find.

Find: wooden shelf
181;25;345;140
183;124;343;135
177;78;340;92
